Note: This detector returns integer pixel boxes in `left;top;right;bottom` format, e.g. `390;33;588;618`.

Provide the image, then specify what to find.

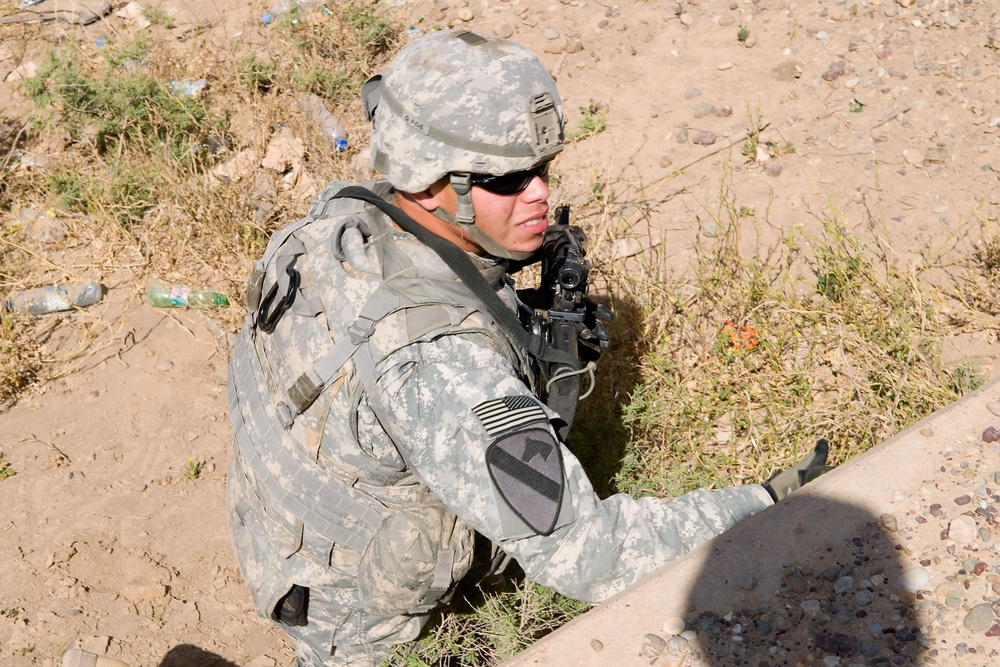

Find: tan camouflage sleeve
366;331;773;603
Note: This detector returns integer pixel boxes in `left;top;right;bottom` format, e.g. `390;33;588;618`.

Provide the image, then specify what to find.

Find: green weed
25;41;208;157
738;25;750;43
584;167;966;499
740;101;764;159
0;454;16;480
184;458;204;479
292;68;354;101
141;2;175;28
567;102;607;142
237;53;276;93
342;3;397;54
384;578;588;666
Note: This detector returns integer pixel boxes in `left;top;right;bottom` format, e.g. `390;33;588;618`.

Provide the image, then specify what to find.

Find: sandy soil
2;0;1000;665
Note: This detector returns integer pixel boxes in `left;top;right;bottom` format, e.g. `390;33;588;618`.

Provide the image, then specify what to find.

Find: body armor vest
227;180;531;616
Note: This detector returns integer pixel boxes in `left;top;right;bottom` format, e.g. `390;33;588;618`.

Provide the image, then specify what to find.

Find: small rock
590;638;603;652
679;12;694;26
764;161;782;177
834;576;854;593
662;616;685;636
949;515;978;545
880;513;899;532
964;603;995;632
155;360;174;372
457;8;475;21
737;574;757;591
822;60;846;81
920;427;934;437
717;61;734;71
802;600;822;614
956;494;972;505
983;426;1000;443
543;27;560;40
855;589;874;605
898;567;930;593
987;624;1000;637
641;633;666;658
713;105;733;118
904;149;924;166
493;22;514;38
676;127;688;143
684;88;702;99
897;0;915;6
692;131;716;146
692;102;715;118
565;38;584;54
989;403;1000;417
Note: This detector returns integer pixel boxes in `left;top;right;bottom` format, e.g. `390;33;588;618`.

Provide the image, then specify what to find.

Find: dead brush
0;0;407;403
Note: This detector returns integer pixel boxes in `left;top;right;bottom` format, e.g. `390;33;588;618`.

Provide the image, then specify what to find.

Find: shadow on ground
158;644;242;667
679;496;926;666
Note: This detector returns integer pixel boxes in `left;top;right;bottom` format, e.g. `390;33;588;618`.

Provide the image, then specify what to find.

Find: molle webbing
229;308;386;555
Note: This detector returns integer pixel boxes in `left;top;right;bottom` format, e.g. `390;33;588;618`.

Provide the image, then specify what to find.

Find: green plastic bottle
147;280;229;308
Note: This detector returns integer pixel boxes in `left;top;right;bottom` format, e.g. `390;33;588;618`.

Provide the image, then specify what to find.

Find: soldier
226;29;829;666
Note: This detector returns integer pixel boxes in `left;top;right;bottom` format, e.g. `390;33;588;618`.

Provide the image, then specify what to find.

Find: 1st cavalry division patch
474;396;564;536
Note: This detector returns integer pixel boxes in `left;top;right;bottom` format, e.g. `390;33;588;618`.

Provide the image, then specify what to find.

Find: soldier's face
470;170;551;254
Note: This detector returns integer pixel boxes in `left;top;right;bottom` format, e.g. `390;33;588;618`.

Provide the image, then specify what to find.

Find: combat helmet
361;29;564;260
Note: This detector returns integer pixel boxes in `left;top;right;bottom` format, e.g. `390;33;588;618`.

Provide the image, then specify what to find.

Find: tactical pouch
356;500;474;616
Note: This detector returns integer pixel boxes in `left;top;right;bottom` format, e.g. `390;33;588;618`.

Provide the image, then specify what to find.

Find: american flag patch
472;395;548;439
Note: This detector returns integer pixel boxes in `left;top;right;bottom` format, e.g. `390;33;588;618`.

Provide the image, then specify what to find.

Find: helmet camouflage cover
362;29;565;193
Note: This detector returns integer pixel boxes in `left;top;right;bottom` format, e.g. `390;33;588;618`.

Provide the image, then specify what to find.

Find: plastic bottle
148;281;229;308
3;281;106;315
297;93;348;152
167;78;207;97
262;0;319;26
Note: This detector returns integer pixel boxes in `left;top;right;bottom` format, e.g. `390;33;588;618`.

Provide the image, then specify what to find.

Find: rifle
528;205;597;437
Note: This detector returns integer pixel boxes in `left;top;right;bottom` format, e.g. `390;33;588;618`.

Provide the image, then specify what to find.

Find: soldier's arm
364;331;772;603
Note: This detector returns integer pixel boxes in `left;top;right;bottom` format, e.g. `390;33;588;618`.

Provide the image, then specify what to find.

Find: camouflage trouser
227;461;471;666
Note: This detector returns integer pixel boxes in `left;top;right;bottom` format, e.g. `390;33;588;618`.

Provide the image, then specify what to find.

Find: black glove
763;438;833;501
577;298;613;363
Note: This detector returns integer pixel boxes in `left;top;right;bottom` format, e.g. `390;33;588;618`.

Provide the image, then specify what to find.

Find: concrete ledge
505;380;1000;666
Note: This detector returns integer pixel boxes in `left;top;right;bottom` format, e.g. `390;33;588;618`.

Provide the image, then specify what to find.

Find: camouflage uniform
226;29;773;667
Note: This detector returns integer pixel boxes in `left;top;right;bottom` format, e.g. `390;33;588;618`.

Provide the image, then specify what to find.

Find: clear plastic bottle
3;281;106;315
262;0;320;26
297;93;348;152
148;281;229;308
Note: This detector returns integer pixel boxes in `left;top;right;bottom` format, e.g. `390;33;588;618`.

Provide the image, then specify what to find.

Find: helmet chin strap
415;174;536;262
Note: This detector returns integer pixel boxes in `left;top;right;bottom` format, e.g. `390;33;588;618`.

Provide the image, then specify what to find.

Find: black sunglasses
466;162;551;195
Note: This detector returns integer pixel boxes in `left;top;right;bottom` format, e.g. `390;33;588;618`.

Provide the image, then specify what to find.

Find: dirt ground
2;0;1000;665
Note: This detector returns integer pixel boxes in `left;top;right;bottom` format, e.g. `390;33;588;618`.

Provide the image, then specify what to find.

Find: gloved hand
763;438;833;501
577;298;613;363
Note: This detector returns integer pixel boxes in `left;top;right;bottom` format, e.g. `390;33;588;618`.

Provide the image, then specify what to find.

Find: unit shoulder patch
485;427;564;536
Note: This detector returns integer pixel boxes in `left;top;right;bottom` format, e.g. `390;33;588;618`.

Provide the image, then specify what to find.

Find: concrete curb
505;380;1000;666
